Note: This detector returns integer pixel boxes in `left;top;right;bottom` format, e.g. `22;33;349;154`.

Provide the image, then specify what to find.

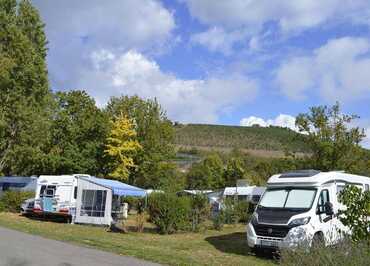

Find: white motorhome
33;174;90;219
247;170;370;251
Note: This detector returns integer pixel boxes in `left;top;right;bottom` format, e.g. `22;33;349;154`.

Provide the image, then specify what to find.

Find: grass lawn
0;212;273;266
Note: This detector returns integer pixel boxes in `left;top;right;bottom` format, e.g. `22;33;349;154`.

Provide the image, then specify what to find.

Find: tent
75;176;146;225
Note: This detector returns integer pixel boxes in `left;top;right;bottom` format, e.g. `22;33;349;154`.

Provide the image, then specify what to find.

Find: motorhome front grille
253;224;290;238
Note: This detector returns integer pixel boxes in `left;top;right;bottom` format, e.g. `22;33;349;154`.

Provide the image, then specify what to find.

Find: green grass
0;213;273;266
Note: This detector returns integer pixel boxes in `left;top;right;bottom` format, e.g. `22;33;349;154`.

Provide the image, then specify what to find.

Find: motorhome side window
365;184;369;191
317;189;329;214
74;186;78;199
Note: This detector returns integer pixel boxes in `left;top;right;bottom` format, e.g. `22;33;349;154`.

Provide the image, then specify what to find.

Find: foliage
106;96;175;187
212;212;225;231
189;194;210;232
280;238;370;266
224;157;246;186
48;90;109;175
146;161;185;191
174;124;308;152
105;115;142;181
187;153;225;189
135;212;145;233
0;191;34;212
147;192;191;234
338;185;370;242
296;102;365;172
0;0;53;175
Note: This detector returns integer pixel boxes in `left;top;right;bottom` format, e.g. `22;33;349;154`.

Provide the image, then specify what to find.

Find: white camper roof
267;170;370;187
38;174;90;185
223;186;265;196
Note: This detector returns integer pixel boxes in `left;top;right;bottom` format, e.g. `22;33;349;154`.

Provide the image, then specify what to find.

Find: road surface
0;226;160;266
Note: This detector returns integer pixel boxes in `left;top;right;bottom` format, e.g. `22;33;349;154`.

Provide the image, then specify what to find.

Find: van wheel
311;232;324;249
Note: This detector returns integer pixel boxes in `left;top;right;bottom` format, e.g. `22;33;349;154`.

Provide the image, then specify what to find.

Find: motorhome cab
33;174;90;219
247;170;370;251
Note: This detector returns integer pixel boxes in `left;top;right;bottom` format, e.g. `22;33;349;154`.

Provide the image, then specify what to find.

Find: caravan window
40;185;56;198
365;184;369;191
80;190;107;217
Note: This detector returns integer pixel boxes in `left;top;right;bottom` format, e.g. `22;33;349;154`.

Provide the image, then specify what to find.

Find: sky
32;0;370;147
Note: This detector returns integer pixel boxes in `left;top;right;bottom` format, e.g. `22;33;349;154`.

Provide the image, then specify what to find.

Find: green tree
187;153;225;189
295;103;365;172
338;185;370;242
49;91;109;175
105;115;142;181
105;95;174;187
224;157;245;186
0;0;52;175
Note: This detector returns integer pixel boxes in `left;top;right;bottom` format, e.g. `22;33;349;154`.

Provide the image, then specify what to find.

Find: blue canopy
87;177;146;197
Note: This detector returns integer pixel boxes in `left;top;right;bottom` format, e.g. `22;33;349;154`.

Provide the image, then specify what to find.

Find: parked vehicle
247;170;370;251
20;198;35;216
33;174;90;220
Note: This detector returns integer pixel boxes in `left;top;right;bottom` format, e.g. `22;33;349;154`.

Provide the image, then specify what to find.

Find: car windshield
259;188;317;209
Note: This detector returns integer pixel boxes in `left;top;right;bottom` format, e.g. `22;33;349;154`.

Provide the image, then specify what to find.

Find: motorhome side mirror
324;202;334;216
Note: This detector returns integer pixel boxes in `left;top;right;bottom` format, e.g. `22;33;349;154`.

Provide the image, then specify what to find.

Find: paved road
0;227;160;266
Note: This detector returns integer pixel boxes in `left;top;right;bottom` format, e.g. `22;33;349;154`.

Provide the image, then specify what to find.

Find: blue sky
32;0;370;146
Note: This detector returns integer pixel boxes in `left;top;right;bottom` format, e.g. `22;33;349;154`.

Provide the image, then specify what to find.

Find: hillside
174;124;309;154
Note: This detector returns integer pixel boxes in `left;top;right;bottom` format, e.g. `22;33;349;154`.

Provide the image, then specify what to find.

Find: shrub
212;211;225;231
148;192;191;234
0;191;35;213
135;212;145;233
338;185;370;241
223;198;240;224
235;200;250;223
189;194;210;232
280;238;370;266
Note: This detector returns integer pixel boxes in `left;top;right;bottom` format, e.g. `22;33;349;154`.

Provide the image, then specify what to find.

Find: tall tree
105;95;174;187
0;0;52;175
187;153;225;189
295;103;365;172
105;115;142;181
49;90;109;175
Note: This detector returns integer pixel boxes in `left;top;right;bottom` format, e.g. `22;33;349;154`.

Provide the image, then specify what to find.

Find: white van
247;170;370;251
33;174;90;219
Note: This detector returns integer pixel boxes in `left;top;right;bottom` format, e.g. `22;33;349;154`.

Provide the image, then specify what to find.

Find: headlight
289;217;311;227
250;212;258;225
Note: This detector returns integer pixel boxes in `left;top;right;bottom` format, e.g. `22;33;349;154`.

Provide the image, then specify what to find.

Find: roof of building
80;177;146;197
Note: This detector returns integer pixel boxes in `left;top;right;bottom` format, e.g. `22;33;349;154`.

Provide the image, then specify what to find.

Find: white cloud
32;0;176;89
82;50;258;123
276;37;370;102
182;0;370;54
240;114;298;131
182;0;369;32
191;27;246;55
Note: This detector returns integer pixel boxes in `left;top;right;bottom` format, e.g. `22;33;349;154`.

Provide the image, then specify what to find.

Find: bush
212;211;225;231
135;212;145;233
0;191;35;213
338;185;370;241
235;200;250;223
148;192;191;234
280;238;370;266
189;194;210;232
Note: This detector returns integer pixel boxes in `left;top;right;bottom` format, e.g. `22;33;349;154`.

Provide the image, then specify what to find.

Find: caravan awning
85;177;146;197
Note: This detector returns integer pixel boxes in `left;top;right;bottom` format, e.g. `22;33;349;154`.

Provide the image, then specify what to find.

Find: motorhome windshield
259;188;316;209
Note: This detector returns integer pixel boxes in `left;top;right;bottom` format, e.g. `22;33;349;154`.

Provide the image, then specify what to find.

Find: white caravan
33;174;90;219
247;170;370;251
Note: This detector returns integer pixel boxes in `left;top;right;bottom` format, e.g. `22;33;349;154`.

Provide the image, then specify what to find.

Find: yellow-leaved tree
105;115;142;181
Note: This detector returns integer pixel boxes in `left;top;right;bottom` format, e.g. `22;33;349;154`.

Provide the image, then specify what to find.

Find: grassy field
0;213;273;266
